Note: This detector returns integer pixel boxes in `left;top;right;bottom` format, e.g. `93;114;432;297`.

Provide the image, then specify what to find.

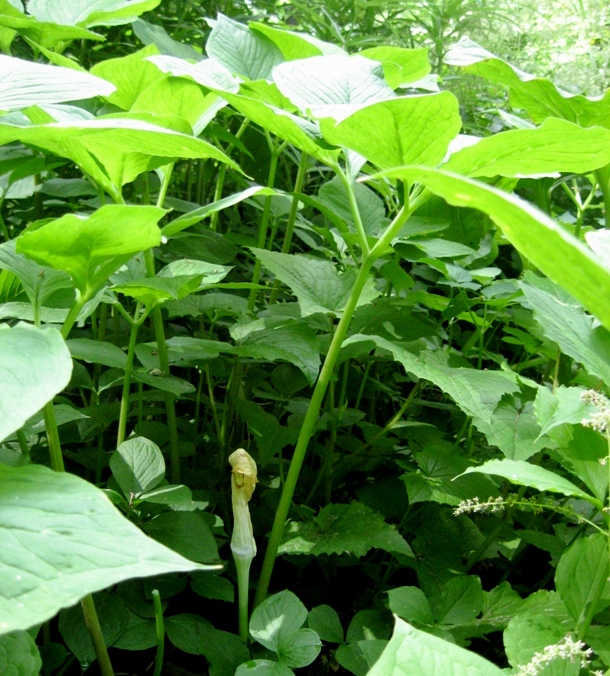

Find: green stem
253;257;374;607
16;429;29;460
80;594;114;676
335;163;370;257
234;553;253;643
595;163;610;229
151;590;165;676
116;305;144;447
269;152;309;304
43;403;65;472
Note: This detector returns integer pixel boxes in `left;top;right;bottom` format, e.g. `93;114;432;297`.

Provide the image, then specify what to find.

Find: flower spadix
229;448;257;560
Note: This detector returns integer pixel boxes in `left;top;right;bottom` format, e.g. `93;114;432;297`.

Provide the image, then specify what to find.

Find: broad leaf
273;54;395;119
206;13;284;81
16;205;164;295
318;177;386;237
277;628;321;668
307;605;344;643
250;590;307;653
444;37;610;128
236;660;294;676
144;511;218;563
0;323;72;443
460;459;596;502
27;0;160;28
133;18;202;61
0;464;215;634
387;587;434;625
320;93;461;169
249;21;345;60
146;53;240;93
0;630;41;675
521;272;610;383
279;501;413;558
432;576;483;626
555;533;610;626
368;617;503;676
359;46;430;88
503;611;570;669
0;55;114;112
251;249;379;316
67;338;127;369
372;167;610;333
110;436;165;497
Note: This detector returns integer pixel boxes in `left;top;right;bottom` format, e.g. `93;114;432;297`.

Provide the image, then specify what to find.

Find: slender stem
235;554;252;643
80;595;114;676
209;164;227;233
151;590;165;676
269;152;309;304
116;305;143;447
253;257;374;607
595;164;610;229
16;429;29;460
43;403;65;472
335;164;370;257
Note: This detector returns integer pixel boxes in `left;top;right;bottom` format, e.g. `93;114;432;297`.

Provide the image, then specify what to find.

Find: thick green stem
253;257;374;607
151;589;165;676
234;554;253;643
270;152;309;303
80;594;114;676
116;305;143;447
596;164;610;229
43;403;65;472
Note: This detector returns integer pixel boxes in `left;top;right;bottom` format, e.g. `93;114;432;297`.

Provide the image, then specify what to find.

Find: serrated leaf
206;13;283;81
320;93;460;170
460;459;595;502
0;54;114;112
368;617;503;676
279;501;412;558
0;323;72;443
110;436;165;497
251;249;379;317
0;464;215;634
250;590;307;653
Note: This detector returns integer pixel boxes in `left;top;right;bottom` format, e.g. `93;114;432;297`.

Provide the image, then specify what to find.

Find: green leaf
113;611;157;651
460;459;595;502
278;628;321;669
249;21;345;60
273;55;395;118
279;501;413;558
346;610;393;642
0;464;215;634
336;640;386;676
163;186;277;238
236;660;294;676
359;46;431;88
132;369;196;396
0;630;41;675
368;617;503;675
112;275;202;308
387;587;434;625
307;605;344;643
89;45;165;110
166;613;250;676
206;13;284;81
251;249;379;316
250;590;307;653
0;54;114;112
132;18;202;61
0;323;72;443
444;118;610;178
320;93;461;170
146;53;239;94
521;272;610;383
484;396;546;461
555;533;610;626
433;576;483;626
534;385;596;438
143;511;219;563
67;338;127;369
371;167;610;333
318;177;385;237
27;0;160;29
444;37;610;127
22;404;87;437
17;205;164;295
110;436;166;497
190;573;234;603
558;426;608;503
503;611;570;668
140;484;193;507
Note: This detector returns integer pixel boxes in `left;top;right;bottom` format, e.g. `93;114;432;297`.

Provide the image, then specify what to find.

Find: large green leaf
444;37;610;127
250;590;307;653
251;249;379;316
0;630;41;675
555;533;610;626
236;661;294;675
109;436;165;497
17;205;164;295
0;464;215;634
0;54;114;112
318;177;386;237
503;611;572;670
27;0;160;28
250;21;345;60
144;512;219;563
206;13;284;81
67;338;128;369
0;323;72;443
273;54;395;118
372;167;610;332
460;459;596;502
320;93;461;170
146;53;240;94
521;272;610;383
279;501;413;558
359;46;430;89
368;617;503;676
444;117;610;178
307;605;344;643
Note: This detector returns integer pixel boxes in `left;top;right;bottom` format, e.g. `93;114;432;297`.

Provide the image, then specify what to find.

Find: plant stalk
151;589;165;676
80;594;114;676
596;163;610;229
116;304;144;447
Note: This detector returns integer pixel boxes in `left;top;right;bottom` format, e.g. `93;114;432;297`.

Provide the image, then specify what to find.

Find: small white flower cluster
581;389;610;434
453;496;505;516
515;634;595;676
